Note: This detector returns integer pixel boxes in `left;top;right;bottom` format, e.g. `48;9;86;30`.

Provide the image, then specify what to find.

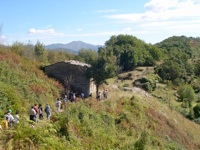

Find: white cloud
144;0;178;12
107;0;200;22
105;0;200;39
0;35;6;45
28;28;64;36
1;35;6;39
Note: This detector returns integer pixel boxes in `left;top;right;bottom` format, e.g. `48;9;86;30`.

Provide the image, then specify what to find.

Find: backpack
34;106;39;114
45;106;50;113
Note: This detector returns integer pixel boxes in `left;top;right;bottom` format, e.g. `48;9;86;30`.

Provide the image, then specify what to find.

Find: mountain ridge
45;41;102;53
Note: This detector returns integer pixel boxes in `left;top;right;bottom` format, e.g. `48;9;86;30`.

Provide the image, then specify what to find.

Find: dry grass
101;68;200;149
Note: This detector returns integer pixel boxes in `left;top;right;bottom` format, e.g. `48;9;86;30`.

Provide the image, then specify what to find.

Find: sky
0;0;200;46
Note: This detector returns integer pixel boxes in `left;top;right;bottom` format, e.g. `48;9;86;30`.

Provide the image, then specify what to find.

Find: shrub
133;74;160;92
177;84;196;107
193;104;200;118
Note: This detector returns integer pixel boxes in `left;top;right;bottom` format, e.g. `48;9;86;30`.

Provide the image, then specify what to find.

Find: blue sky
0;0;200;45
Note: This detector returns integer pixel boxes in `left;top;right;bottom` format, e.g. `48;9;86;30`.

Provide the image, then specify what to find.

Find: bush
133;74;160;92
177;85;196;107
193;104;200;118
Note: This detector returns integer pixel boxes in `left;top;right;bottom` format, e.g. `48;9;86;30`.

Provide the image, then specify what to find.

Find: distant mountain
45;41;102;54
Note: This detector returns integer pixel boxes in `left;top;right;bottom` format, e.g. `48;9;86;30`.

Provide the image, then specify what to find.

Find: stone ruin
43;60;96;97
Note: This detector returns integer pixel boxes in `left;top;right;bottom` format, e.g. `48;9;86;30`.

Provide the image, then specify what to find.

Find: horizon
0;0;200;46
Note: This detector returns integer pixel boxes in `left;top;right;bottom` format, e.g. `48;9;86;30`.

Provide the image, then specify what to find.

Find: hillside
155;35;200;61
0;46;63;116
1;36;200;149
1;59;200;149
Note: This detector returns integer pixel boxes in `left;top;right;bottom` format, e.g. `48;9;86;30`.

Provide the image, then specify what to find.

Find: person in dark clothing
44;103;51;120
69;91;73;102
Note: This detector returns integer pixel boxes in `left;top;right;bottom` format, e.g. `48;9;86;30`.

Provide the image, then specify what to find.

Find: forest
1;35;200;149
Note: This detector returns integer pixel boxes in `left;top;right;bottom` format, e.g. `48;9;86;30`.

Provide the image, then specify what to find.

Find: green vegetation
104;34;163;71
1;35;200;149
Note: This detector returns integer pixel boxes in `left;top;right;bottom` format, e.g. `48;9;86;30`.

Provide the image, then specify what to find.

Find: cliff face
44;60;96;96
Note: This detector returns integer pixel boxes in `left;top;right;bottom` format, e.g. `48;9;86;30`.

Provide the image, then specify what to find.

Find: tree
155;49;193;83
63;75;74;94
155;35;192;57
177;85;196;107
156;60;182;81
34;41;47;62
11;42;26;56
104;34;162;71
35;41;45;56
86;52;117;96
193;104;200;118
194;60;200;76
77;49;98;64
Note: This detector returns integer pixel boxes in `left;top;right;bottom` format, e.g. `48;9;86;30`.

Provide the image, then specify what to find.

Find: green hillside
0;46;63;116
1;35;200;149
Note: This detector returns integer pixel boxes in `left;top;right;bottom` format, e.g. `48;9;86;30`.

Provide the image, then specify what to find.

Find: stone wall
43;60;96;96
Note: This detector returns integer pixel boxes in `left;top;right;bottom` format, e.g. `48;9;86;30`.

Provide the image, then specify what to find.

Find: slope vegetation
1;42;200;149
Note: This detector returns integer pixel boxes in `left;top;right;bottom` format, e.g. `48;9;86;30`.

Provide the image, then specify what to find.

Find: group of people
29;103;51;122
1;89;109;130
97;89;109;101
0;109;19;130
55;91;85;112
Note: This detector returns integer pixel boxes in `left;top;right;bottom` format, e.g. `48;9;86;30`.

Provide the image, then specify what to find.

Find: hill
45;41;102;54
0;50;200;149
1;36;200;149
155;35;200;61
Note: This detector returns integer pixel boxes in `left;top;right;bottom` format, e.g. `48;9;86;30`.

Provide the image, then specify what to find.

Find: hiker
97;92;101;101
1;116;8;130
69;91;73;102
63;95;68;109
44;103;51;120
5;109;14;128
33;104;39;122
103;89;108;99
13;111;20;127
38;104;43;120
72;93;76;102
29;106;37;122
63;95;68;104
56;98;62;112
81;92;85;100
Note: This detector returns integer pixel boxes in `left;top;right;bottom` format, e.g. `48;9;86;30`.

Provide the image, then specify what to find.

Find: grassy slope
57;79;200;149
0;47;63;115
1;48;200;149
103;68;200;149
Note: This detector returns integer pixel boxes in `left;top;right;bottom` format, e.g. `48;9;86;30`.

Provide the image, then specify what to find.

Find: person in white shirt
56;98;62;112
29;106;36;122
14;111;20;127
5;109;14;128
